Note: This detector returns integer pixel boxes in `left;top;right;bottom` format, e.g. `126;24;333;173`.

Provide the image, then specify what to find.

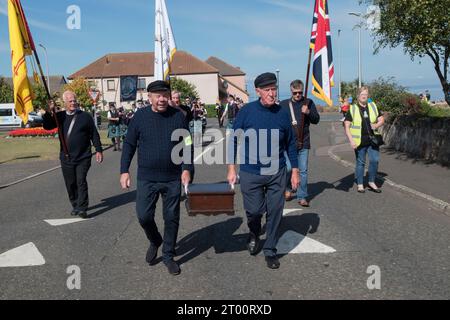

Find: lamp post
348;12;364;88
338;29;342;100
276;69;280;100
38;44;50;94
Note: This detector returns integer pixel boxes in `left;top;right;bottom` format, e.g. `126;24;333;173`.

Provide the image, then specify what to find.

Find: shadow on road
87;190;136;218
279;213;320;236
308;172;387;200
174;217;247;266
277;213;321;258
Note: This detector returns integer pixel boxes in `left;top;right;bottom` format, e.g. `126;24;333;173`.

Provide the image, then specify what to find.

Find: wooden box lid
186;183;235;216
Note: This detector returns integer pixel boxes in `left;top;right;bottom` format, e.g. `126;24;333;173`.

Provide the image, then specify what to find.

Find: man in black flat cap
227;72;300;269
120;80;193;276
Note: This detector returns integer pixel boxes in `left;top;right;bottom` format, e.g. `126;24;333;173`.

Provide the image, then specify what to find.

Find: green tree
170;77;199;100
31;83;48;110
361;0;450;105
63;77;93;110
341;79;361;99
0;77;14;103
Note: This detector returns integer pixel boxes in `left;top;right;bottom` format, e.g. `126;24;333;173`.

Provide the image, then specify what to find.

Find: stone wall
382;115;450;166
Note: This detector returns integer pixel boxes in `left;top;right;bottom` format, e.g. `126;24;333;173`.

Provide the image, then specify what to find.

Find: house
68;51;248;109
205;56;249;103
4;75;67;98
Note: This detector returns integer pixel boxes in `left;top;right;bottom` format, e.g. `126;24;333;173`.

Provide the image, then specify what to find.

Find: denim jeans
354;145;380;185
285;149;310;200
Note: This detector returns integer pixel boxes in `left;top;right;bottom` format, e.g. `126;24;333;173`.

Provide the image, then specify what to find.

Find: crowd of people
43;74;385;275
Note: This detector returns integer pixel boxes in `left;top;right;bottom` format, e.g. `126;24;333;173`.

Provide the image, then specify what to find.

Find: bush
205;105;217;118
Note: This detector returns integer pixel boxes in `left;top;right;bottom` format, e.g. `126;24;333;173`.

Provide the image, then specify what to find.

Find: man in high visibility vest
344;87;385;194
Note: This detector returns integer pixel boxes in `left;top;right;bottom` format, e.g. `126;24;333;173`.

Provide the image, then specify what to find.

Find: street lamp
338;29;342;100
348;12;364;88
38;44;50;93
276;69;280;100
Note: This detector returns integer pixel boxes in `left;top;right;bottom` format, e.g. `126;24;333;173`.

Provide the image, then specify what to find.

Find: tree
31;83;49;111
170;77;199;100
63;77;93;110
361;0;450;105
341;79;361;99
0;77;14;103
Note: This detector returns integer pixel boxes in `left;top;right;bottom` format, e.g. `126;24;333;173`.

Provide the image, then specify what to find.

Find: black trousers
136;180;181;263
240;167;287;257
61;157;92;212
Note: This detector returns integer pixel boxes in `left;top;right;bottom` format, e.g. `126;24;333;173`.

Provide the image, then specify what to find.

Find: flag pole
32;47;70;159
298;47;313;150
15;0;70;158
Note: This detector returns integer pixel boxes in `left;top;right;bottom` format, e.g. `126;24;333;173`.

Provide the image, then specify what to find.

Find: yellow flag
8;0;34;124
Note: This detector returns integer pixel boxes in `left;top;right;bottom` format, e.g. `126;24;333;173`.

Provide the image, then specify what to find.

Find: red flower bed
8;128;58;137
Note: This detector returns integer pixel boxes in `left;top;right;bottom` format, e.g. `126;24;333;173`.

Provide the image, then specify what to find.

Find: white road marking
277;230;336;254
0;242;45;267
44;218;91;226
283;209;303;216
194;137;226;163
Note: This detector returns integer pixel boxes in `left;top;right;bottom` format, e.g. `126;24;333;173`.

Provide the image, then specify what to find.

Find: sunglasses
292;91;303;96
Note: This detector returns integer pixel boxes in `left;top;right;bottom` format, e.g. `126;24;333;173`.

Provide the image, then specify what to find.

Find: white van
0;103;22;128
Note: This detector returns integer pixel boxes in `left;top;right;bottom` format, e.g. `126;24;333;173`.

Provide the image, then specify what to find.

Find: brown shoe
285;191;294;201
299;199;310;207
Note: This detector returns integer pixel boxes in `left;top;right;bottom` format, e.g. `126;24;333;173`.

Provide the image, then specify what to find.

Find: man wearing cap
227;72;300;269
120;80;193;276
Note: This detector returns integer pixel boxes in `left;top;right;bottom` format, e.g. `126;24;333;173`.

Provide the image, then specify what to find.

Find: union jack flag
310;0;334;106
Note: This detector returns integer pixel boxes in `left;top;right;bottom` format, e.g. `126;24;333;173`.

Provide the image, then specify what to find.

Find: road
1;114;449;300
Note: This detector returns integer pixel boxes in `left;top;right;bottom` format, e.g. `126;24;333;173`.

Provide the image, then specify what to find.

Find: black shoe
265;256;280;269
247;232;260;256
368;186;382;194
78;211;88;219
357;188;366;194
165;260;181;276
70;209;79;216
146;242;161;266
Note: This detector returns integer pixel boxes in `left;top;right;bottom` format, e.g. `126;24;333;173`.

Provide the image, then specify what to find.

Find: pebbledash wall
382;115;450;166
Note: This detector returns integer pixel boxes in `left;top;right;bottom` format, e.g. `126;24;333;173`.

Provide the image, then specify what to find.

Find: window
107;80;116;91
138;78;146;90
0;109;13;117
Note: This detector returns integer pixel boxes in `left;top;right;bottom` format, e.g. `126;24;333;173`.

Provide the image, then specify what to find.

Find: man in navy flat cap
120;80;193;276
227;72;300;269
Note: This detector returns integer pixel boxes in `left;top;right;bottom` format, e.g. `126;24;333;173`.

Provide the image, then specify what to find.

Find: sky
0;0;445;103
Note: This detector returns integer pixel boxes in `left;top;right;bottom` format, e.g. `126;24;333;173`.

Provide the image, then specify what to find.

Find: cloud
0;0;67;35
243;44;303;60
243;45;282;59
259;0;310;14
0;0;6;15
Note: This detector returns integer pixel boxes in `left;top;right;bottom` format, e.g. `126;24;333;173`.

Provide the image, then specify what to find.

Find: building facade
69;51;248;109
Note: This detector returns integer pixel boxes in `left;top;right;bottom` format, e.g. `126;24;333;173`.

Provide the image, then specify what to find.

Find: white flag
154;0;177;82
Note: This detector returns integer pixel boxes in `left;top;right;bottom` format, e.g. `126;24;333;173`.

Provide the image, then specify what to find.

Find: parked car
26;112;43;128
0;103;22;128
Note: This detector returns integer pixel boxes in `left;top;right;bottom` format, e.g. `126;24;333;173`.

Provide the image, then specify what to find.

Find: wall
176;73;219;105
223;75;249;103
382;115;450;166
80;73;219;109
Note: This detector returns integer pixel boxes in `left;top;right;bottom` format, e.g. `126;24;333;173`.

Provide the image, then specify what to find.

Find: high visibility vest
349;102;381;147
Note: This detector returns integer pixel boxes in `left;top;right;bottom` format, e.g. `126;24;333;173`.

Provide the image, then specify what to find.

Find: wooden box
186;183;235;216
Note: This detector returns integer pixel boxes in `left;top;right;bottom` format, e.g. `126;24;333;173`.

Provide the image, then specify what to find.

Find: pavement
323;118;450;205
0;114;449;300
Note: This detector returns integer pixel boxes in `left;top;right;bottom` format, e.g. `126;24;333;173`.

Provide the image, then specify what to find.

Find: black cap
254;72;277;88
147;80;171;93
